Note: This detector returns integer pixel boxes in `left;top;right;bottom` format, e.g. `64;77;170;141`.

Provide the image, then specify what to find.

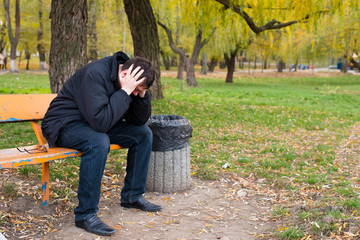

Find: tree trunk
123;0;163;100
208;57;217;72
224;48;238;83
277;59;285;72
254;54;257;69
0;19;7;53
342;55;348;73
239;50;245;69
37;0;47;70
200;52;207;74
160;50;171;70
185;58;198;87
88;0;97;62
186;29;211;87
26;54;30;70
177;53;185;79
186;58;198;87
25;43;30;70
263;58;267;69
49;0;87;93
4;0;20;72
241;51;246;69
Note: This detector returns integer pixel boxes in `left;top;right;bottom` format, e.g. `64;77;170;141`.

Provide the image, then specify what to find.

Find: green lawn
0;72;359;239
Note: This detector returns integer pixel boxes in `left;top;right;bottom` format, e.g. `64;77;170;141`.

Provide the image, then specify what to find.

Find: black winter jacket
41;51;152;148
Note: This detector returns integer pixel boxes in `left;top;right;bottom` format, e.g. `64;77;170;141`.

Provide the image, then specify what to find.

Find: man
41;51;162;236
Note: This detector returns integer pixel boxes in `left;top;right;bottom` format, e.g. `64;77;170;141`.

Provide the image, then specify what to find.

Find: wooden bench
0;94;122;205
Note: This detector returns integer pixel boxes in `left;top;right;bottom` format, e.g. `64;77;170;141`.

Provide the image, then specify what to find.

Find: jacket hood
110;51;130;82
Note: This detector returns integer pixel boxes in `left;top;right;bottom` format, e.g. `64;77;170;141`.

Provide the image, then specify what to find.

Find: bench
0;94;122;205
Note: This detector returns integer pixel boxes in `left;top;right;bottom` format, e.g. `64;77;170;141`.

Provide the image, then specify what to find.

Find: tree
207;56;218;72
37;0;47;70
3;0;20;72
200;52;207;74
24;42;30;70
18;0;50;70
0;21;6;53
281;12;360;69
203;2;253;83
48;0;87;93
224;48;238;82
154;0;219;87
222;39;252;83
212;0;337;73
123;0;163;100
158;21;214;87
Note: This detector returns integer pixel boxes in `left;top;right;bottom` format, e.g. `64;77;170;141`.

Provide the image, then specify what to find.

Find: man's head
121;57;155;88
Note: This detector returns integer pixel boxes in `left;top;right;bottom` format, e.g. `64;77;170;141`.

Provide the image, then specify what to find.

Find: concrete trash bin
146;115;193;193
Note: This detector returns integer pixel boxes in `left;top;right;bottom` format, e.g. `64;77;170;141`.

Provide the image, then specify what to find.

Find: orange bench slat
0;94;56;122
0;144;123;169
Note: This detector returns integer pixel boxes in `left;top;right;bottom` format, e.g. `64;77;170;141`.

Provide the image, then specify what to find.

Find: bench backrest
0;94;56;123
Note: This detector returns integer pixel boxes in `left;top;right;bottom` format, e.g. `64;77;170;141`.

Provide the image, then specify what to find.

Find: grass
0;72;51;94
276;226;305;239
0;71;359;238
3;183;17;197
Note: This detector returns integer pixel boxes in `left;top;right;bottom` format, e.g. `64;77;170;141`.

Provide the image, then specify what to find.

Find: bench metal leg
41;162;50;205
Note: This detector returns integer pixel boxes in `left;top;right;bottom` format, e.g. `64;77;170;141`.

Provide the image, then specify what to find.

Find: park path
45;177;276;240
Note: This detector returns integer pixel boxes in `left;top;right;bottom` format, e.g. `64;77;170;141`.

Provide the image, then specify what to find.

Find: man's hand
118;64;145;95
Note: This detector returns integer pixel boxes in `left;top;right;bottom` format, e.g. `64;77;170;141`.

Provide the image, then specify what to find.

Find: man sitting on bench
41;51;162;236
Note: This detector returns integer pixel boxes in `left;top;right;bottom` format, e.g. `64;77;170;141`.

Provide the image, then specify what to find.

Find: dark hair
122;57;155;87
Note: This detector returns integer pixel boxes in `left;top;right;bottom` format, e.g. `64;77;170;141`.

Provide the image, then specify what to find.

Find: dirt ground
0;173;278;240
45;177;276;240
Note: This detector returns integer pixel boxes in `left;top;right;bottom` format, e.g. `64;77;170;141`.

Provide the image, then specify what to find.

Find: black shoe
75;214;116;236
121;196;163;212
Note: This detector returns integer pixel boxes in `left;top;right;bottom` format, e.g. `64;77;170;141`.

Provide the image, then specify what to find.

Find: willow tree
157;21;214;87
0;17;7;54
205;5;253;83
283;9;360;69
91;0;132;57
123;0;163;100
37;0;50;70
49;0;87;93
259;30;283;70
3;0;20;72
245;0;360;72
153;0;220;87
17;0;32;69
213;0;359;73
18;0;50;70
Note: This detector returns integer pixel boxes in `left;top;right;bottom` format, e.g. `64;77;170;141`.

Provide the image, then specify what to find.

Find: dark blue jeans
56;120;152;221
